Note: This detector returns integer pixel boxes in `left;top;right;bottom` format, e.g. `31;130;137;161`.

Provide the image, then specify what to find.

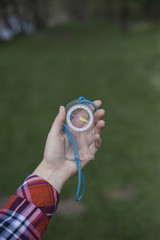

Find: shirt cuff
16;174;60;219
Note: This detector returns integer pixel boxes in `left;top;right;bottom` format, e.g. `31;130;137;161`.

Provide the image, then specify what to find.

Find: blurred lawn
1;21;160;239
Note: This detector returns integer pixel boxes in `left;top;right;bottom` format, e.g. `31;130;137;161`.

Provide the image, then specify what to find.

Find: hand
33;100;105;193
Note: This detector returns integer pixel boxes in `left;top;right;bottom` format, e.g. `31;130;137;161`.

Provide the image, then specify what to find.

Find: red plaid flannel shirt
0;174;59;239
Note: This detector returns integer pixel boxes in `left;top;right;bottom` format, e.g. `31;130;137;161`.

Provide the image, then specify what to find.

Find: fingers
95;119;105;134
49;105;66;136
86;100;105;145
95;134;102;150
94;109;105;125
94;105;105;134
89;134;102;154
90;100;102;112
91;100;105;127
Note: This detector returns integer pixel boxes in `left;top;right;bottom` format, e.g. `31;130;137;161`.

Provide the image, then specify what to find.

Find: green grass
1;21;160;239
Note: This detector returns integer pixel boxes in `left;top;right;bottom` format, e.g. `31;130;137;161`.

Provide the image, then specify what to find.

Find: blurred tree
119;0;130;32
1;0;160;33
64;0;87;20
0;0;51;28
143;0;160;21
30;0;50;28
106;0;116;22
0;0;10;21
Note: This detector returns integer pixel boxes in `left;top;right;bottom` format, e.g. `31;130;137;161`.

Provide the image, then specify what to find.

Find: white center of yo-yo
66;104;93;132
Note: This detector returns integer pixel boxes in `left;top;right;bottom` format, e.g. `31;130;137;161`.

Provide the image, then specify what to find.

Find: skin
33;100;105;193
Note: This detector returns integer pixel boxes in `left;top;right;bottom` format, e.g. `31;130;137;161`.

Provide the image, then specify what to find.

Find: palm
44;126;94;165
43;100;105;177
64;127;95;161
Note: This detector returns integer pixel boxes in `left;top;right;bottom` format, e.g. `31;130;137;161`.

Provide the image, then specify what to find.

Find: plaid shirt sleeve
0;174;60;240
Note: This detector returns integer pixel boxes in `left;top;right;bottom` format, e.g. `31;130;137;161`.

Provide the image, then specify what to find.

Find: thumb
50;105;66;136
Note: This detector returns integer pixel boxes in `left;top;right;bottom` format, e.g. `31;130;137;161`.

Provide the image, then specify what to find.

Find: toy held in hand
63;97;98;201
66;101;94;132
63;97;98;161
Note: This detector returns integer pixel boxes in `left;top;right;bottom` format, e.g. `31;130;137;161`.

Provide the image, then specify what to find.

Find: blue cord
62;124;85;201
78;96;98;111
62;97;97;201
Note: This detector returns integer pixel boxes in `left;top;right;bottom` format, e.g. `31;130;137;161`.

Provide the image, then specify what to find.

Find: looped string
63;97;97;201
78;96;98;111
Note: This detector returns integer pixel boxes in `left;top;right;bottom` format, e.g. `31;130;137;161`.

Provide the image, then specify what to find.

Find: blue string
62;97;97;201
78;96;98;111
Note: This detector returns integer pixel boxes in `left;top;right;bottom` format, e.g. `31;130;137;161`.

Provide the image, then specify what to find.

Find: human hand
33;100;105;193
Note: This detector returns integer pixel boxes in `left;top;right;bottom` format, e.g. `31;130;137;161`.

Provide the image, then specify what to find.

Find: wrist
33;160;65;193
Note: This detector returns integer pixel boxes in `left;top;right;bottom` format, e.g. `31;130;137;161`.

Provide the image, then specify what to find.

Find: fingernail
59;105;62;113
